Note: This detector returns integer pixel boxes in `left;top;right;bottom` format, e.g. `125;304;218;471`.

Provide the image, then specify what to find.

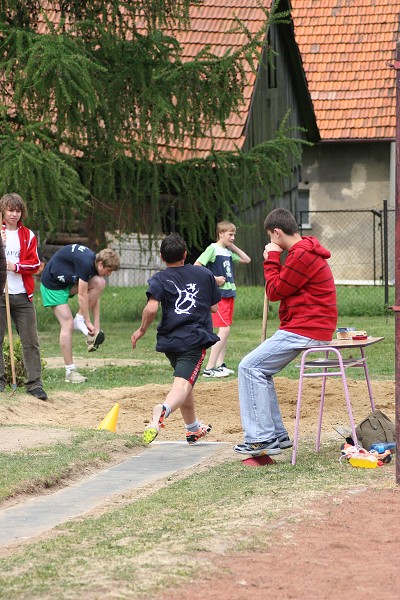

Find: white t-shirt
6;229;26;295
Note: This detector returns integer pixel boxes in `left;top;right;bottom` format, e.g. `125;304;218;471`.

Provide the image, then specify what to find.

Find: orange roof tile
291;1;399;141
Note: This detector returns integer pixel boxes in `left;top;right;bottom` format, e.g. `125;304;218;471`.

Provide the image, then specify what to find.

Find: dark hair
264;208;298;235
0;193;27;221
160;233;186;263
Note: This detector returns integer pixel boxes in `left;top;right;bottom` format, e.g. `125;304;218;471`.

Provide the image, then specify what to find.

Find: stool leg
360;347;376;411
315;368;327;452
292;362;306;466
339;360;358;445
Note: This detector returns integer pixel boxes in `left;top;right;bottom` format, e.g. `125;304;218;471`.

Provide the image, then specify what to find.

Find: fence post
394;42;400;485
383;200;389;304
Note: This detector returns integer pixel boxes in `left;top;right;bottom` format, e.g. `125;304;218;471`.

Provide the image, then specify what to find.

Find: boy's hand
215;275;226;287
131;329;143;349
263;242;282;260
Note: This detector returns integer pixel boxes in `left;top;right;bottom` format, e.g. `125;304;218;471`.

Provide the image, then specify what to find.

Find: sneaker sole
202;372;229;378
234;446;282;457
143;427;159;444
87;330;105;353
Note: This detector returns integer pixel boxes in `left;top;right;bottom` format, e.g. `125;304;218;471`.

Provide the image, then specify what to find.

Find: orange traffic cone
97;403;120;432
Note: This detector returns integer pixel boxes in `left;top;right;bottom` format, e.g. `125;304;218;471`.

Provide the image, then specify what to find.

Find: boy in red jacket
0;193;47;400
234;208;337;457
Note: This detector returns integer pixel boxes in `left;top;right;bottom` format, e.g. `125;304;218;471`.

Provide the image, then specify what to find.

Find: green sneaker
143;426;159;444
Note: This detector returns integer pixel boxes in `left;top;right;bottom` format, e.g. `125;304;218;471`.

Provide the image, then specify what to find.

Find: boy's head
0;193;27;221
160;233;187;264
95;248;120;276
264;208;298;236
216;221;236;242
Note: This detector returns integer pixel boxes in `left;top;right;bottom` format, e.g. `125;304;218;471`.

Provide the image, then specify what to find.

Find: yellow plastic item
97;402;120;433
349;454;378;469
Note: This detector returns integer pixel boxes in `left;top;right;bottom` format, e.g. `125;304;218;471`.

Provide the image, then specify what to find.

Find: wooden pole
394;42;400;484
261;289;269;342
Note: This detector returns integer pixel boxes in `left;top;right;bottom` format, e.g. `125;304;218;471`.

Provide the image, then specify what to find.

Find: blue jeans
238;330;330;443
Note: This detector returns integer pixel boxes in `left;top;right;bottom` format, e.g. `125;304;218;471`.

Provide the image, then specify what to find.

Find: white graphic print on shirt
168;280;199;315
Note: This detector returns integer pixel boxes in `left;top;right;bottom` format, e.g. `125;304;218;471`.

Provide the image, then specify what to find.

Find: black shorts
165;347;206;386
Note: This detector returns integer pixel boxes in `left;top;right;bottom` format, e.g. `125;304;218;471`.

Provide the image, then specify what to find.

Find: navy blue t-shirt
41;244;97;290
147;264;221;353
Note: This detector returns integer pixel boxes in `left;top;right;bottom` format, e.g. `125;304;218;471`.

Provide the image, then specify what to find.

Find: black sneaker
234;439;282;456
87;330;105;352
28;387;48;401
277;434;293;449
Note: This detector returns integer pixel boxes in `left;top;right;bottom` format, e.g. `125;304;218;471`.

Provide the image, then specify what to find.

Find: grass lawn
0;285;396;598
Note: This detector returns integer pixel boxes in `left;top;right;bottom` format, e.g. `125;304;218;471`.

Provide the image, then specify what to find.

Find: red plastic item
242;455;275;467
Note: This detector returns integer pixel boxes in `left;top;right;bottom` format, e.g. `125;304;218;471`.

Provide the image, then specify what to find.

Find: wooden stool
291;346;376;465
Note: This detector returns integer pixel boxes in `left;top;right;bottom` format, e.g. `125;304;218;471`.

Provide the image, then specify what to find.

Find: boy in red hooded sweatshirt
0;193;47;400
234;208;337;457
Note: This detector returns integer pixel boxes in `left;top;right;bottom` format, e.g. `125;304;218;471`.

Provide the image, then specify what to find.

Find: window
298;189;311;229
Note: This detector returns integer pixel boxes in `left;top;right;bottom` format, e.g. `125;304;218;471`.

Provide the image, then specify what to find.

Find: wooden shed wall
235;22;309;286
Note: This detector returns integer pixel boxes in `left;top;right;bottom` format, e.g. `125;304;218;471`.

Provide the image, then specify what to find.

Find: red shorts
212;297;235;328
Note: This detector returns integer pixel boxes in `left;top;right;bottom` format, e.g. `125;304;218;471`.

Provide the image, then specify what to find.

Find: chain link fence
299;202;395;308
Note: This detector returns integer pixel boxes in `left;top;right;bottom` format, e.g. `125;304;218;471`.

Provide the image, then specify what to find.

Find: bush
3;337;26;386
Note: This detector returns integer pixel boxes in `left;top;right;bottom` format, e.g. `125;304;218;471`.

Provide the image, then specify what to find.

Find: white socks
65;364;76;374
73;314;89;336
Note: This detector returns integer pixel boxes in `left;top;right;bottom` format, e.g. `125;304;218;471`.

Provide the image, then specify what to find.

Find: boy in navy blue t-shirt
131;233;221;444
40;244;120;383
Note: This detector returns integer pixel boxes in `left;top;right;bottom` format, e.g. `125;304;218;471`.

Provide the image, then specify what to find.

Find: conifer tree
0;0;304;246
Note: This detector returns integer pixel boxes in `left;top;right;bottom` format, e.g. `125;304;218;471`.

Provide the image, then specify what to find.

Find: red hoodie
2;221;40;301
263;236;337;341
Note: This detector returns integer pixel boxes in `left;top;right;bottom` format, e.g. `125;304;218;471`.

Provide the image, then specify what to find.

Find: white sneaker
202;367;229;378
218;363;235;375
65;369;87;383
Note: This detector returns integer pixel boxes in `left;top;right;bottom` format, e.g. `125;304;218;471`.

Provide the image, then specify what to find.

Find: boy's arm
14;231;41;275
228;243;251;264
131;297;159;349
77;279;95;334
264;248;310;301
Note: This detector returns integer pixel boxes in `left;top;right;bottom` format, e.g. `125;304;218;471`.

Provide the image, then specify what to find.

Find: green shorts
40;283;74;307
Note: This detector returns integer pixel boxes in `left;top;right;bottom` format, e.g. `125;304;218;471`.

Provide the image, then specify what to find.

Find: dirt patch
164;486;400;600
0;376;394;447
0;426;74;452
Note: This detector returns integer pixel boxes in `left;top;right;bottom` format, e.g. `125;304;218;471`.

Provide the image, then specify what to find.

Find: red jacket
264;236;337;341
3;221;40;301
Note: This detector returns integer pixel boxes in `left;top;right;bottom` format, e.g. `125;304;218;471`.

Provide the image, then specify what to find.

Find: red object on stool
242;455;275;467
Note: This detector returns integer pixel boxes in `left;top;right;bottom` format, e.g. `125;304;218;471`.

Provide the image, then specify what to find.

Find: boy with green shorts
40;244;120;382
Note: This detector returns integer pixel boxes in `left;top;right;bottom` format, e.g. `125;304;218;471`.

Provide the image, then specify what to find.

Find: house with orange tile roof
291;0;397;283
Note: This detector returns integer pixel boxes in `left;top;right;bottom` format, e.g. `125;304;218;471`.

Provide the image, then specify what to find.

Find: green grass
0;428;142;503
0;441;395;599
32;283;395;330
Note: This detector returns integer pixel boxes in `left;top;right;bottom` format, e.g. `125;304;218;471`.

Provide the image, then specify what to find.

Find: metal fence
299;202;395;304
